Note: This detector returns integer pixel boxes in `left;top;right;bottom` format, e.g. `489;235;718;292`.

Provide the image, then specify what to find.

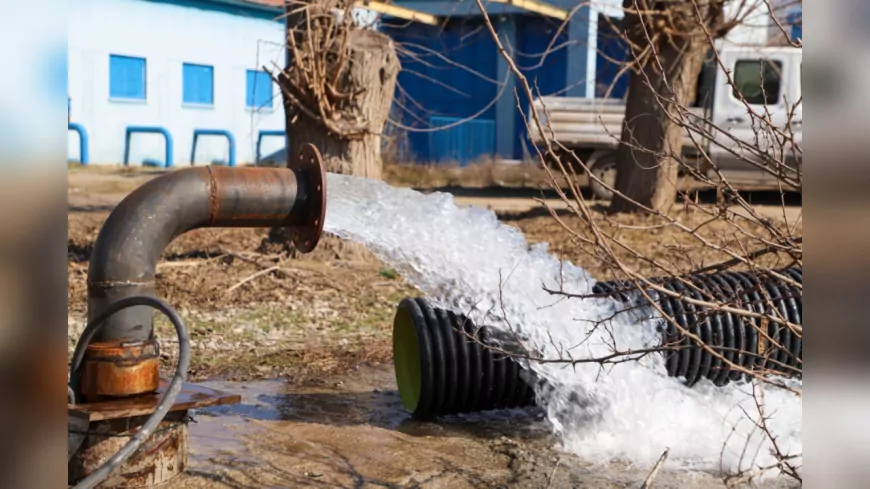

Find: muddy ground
68;164;802;488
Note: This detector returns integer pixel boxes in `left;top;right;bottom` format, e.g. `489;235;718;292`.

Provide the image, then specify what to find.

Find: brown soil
500;207;801;282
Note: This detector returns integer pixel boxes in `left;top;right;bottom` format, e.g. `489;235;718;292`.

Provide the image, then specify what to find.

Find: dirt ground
67;164;802;488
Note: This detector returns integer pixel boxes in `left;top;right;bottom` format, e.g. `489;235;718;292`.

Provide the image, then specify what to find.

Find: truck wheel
589;153;617;201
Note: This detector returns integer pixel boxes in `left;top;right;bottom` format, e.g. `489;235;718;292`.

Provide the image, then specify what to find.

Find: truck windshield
732;59;783;105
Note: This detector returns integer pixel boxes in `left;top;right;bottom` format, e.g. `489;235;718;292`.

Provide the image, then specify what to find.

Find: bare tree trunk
608;0;722;214
280;1;399;179
287;29;399;179
609;44;707;213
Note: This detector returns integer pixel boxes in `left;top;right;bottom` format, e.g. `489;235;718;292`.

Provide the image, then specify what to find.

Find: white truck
528;45;803;200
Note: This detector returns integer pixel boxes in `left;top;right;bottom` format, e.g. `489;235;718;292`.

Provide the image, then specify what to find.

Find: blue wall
512;15;569;159
595;14;629;99
787;10;802;42
516;16;569;97
383;4;600;164
383;19;500;163
386;14;599;163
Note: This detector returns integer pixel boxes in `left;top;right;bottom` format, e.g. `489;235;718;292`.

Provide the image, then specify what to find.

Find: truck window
732;59;783;105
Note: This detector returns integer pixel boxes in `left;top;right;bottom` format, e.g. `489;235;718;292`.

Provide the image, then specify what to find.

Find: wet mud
174;365;797;489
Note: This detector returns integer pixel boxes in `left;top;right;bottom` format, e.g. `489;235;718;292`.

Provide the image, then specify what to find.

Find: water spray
67;144;327;488
393;268;802;420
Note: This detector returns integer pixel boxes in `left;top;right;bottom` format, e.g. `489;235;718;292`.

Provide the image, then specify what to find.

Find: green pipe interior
393;307;422;413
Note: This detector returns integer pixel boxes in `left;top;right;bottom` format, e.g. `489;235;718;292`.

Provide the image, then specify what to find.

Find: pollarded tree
278;0;401;179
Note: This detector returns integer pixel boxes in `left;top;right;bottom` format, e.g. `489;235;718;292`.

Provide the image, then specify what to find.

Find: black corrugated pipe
86;144;326;345
393;267;801;419
393;297;537;420
598;267;802;386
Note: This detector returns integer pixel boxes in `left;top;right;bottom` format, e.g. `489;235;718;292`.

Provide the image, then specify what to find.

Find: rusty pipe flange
80;339;160;402
290;143;327;253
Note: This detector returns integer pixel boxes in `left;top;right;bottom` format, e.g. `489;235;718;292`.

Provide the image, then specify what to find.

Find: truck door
709;48;797;185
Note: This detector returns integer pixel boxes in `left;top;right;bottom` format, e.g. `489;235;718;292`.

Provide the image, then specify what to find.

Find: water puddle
180;364;793;488
188;365;550;454
182;364;558;488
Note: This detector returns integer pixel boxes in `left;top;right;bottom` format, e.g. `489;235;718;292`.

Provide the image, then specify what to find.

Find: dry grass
503;205;802;282
383;157;575;189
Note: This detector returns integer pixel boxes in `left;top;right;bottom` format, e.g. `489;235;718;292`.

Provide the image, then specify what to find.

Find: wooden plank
356;1;440;25
488;0;568;20
69;381;242;422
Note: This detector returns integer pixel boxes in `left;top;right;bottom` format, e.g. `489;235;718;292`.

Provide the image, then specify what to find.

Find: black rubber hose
609;269;802;385
435;307;460;415
779;274;803;373
447;311;471;413
699;274;731;385
651;286;680;377
69;295;190;489
674;280;710;386
669;281;698;385
728;271;766;373
721;272;756;382
761;278;791;372
585;269;802;385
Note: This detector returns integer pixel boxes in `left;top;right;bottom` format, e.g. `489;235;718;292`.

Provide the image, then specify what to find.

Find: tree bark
608;1;721;214
283;17;400;179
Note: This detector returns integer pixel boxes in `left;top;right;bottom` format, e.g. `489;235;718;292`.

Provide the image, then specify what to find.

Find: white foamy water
323;173;802;477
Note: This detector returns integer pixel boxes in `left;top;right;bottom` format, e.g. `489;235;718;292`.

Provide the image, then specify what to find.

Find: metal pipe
87;143;326;345
68;122;90;164
190;128;237;167
124;126;174;168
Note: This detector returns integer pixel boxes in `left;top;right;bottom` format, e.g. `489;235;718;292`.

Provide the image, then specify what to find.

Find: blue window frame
109;55;146;100
182;63;214;105
246;70;273;109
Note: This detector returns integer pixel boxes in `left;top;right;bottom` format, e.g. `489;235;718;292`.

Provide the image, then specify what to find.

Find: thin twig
640;448;670;489
227;265;280;293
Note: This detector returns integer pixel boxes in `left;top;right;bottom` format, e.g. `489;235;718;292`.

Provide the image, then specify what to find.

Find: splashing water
324;173;802;476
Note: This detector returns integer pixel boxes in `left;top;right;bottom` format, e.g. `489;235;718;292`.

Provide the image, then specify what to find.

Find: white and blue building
68;0;288;166
68;0;779;167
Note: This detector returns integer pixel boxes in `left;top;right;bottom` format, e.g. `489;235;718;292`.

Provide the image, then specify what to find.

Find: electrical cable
68;295;190;489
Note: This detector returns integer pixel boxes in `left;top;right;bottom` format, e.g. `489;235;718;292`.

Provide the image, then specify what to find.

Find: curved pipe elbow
87;145;326;343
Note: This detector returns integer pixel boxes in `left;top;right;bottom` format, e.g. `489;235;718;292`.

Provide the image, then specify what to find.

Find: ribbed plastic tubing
393;267;802;419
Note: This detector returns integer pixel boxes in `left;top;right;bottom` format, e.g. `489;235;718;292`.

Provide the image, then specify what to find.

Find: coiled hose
393;267;802;419
68;296;190;489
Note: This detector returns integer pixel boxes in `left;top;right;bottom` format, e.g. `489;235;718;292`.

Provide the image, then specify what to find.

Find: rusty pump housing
67;144;327;488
